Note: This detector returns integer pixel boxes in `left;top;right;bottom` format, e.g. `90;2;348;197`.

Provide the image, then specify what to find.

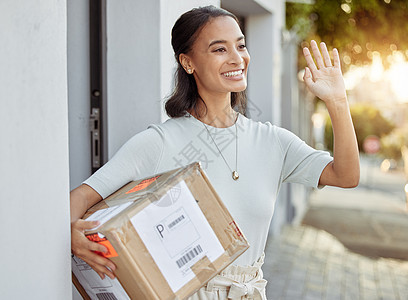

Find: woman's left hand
302;40;346;103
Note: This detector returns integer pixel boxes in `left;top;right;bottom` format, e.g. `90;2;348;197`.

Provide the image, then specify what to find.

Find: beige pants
188;254;267;300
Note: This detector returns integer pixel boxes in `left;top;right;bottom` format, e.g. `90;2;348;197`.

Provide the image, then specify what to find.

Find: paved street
263;225;408;300
263;159;408;299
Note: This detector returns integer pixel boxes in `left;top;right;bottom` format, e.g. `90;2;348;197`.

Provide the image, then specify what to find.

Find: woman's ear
179;53;194;74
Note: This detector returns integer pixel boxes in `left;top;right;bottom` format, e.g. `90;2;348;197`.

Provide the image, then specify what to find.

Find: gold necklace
202;116;239;181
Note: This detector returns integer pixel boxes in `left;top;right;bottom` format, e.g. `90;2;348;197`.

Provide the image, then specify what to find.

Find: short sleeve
276;127;332;188
83;127;164;198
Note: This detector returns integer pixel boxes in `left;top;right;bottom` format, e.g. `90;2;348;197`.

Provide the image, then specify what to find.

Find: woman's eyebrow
208;36;245;48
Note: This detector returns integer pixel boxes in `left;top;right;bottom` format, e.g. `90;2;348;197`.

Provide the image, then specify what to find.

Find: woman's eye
239;44;246;49
214;48;226;53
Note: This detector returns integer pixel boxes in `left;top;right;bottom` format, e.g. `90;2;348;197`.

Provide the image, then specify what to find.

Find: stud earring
187;69;192;74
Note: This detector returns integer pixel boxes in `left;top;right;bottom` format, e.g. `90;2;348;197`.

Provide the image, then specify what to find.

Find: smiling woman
70;5;360;300
177;16;250;127
166;6;248;126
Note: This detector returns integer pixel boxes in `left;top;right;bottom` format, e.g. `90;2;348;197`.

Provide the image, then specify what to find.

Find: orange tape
86;233;118;258
126;175;160;194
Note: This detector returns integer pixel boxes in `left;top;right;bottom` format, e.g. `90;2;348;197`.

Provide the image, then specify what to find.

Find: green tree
286;0;408;70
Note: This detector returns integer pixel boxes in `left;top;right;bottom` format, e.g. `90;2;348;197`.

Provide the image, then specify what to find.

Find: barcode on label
96;292;118;300
168;215;185;229
176;245;203;268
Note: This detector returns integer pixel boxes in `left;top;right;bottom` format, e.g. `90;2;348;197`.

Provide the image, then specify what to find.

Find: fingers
303;40;336;70
319;42;332;67
303;47;318;74
303;67;313;85
81;247;116;272
333;48;341;70
73;240;117;279
84;253;117;279
87;238;108;253
97;271;106;280
71;220;106;255
310;40;325;69
75;219;100;231
71;219;117;279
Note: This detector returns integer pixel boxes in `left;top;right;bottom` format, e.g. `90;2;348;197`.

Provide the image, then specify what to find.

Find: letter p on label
156;224;165;238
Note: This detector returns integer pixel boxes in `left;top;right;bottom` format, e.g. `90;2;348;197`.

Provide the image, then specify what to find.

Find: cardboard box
72;162;249;300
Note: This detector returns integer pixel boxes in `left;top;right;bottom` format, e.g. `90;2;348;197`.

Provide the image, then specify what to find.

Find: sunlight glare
344;66;366;90
386;52;408;102
369;52;384;82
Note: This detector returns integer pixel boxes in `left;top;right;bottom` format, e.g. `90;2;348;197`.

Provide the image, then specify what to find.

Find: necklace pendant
232;171;239;181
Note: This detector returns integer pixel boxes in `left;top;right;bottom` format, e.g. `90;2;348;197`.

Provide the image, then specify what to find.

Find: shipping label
130;180;224;293
72;255;130;300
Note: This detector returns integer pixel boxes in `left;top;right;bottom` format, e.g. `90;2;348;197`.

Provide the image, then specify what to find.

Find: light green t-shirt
84;113;332;266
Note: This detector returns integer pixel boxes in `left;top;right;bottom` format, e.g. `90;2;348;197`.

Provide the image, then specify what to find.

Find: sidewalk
263;225;408;300
262;161;408;299
303;167;408;260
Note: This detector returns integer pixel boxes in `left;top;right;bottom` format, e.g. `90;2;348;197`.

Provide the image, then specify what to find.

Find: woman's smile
221;69;244;79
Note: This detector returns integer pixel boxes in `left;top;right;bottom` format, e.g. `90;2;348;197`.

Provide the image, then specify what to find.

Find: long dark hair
165;5;247;118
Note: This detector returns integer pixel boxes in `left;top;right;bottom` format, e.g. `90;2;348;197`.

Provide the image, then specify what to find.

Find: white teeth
223;70;243;77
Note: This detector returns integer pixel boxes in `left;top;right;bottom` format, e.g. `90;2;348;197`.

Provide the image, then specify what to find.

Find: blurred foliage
286;0;408;70
381;126;408;160
381;131;403;160
286;2;315;40
324;103;395;155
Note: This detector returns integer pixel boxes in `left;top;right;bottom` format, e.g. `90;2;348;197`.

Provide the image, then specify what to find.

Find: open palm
303;40;347;103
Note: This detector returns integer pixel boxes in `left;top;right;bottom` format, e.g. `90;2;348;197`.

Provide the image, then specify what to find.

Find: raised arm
303;40;360;188
70;184;116;279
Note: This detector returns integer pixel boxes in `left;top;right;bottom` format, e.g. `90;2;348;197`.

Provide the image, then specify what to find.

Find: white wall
246;14;275;123
68;0;91;189
106;0;162;158
0;1;71;299
246;0;284;125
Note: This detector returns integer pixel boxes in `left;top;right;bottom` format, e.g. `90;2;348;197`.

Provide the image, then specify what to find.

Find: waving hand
303;40;346;103
302;40;360;189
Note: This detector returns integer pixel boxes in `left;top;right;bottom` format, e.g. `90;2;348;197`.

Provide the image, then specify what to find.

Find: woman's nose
228;49;244;65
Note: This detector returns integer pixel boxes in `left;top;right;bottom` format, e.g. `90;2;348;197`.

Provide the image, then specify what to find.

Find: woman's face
182;16;250;98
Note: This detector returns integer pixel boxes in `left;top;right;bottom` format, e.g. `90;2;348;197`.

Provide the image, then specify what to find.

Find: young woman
71;5;359;299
